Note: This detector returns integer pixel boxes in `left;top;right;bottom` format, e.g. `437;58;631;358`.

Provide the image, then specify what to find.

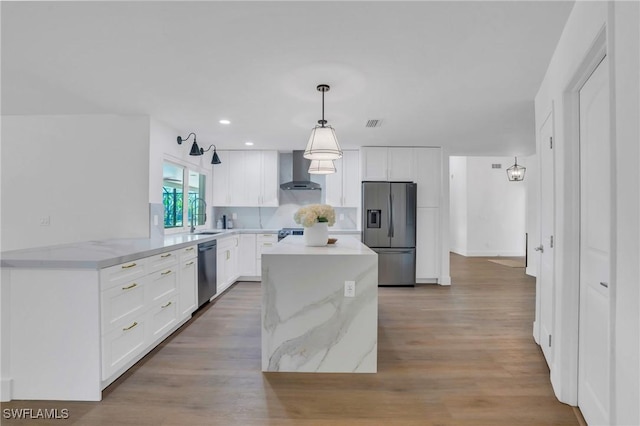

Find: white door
578;55;611;426
538;111;555;367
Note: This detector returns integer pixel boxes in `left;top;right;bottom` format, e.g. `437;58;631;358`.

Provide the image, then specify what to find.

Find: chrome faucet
189;197;207;233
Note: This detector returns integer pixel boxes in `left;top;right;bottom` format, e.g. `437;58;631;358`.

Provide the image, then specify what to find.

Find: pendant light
506;157;526;181
304;84;343;161
308;159;336;175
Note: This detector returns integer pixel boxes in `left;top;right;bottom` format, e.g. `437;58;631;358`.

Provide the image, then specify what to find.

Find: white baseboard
464;250;526;257
0;378;13;402
237;276;260;282
533;321;540;345
416;278;438;284
525;266;537;277
438;276;451;286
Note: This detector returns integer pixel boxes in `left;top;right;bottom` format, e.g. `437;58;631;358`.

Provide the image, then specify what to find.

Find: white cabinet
239;233;257;277
212;150;279;206
178;246;197;320
100;245;196;382
416;208;440;279
360;147;416;182
217;235;239;293
326;150;360;207
256;233;277;277
414;147;441;208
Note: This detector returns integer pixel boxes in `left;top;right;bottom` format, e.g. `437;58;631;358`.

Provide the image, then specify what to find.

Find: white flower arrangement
294;204;336;228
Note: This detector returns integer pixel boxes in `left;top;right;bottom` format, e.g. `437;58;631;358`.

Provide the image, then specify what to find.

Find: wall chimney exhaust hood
280;151;321;190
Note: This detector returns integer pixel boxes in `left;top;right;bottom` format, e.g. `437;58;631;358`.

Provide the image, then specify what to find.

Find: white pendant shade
308;159;336;174
304;126;342;160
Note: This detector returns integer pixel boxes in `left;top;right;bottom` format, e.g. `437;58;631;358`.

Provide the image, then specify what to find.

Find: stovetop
278;227;304;240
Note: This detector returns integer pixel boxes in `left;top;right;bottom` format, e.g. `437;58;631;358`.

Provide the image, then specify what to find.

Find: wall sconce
506;157;526;181
177;133;221;164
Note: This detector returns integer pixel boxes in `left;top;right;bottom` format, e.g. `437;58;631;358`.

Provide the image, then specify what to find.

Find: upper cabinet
360;147;416;182
213;150;279;207
325;150;360;207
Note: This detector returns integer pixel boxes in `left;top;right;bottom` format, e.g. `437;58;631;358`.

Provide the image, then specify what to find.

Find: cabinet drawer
256;233;277;243
100;258;147;290
148;267;178;304
148;296;178;344
148;250;179;272
257;241;276;255
178;245;197;261
102;315;147;380
101;276;148;334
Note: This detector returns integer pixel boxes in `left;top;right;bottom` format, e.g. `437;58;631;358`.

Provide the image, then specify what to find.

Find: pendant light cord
321;90;325;128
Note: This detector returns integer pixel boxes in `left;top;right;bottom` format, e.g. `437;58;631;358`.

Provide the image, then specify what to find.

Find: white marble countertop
266;235;374;256
0;228;361;270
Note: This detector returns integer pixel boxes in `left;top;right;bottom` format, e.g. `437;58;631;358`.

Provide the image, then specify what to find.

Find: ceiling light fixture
308;159;336;175
219;119;231;125
506;157;525;181
177;133;221;164
245;141;254;146
304;84;342;161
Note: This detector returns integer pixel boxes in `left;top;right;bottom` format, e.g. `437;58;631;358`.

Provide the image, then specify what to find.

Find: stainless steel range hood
280;151;321;190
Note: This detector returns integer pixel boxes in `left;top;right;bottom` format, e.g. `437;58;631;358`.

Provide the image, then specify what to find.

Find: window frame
162;159;211;234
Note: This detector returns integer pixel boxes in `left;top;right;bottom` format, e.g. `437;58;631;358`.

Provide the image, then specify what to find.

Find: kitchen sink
197;231;223;235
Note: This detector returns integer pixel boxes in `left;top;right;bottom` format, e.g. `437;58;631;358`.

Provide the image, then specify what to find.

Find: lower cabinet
256;233;277;278
216;235;239;294
99;245;198;383
239;234;257;277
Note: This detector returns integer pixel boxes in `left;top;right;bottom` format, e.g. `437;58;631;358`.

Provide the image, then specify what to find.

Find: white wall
534;1;639;423
525;153;539;277
449;156;468;255
1;115;150;251
449;156;527;257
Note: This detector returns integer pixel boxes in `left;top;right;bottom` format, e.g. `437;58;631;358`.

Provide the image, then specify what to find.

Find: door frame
553;25;616;415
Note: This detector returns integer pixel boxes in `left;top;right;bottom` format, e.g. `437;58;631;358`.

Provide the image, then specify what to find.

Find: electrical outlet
40;216;51;226
339;213;345;221
153;215;159;226
232;212;237;220
344;281;356;297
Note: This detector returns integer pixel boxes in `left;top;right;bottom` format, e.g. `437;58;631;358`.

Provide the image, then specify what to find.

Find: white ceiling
1;1;574;156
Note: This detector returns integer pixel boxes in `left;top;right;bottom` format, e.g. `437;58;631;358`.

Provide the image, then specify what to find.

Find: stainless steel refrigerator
362;182;417;286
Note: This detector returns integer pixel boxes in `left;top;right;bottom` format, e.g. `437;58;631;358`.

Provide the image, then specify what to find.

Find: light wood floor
2;254;579;425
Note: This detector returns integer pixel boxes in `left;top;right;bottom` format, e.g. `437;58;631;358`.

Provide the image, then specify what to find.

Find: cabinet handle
123;321;138;331
185;261;194;266
264;243;272;246
185;247;194;252
600;282;609;288
161;270;172;276
121;262;137;269
160;253;172;258
161;301;172;309
122;283;138;290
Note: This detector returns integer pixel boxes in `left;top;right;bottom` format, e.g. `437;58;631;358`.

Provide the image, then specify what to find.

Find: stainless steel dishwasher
197;240;217;307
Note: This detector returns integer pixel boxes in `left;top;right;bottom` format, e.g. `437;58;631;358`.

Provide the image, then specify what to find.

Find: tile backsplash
212;190;359;230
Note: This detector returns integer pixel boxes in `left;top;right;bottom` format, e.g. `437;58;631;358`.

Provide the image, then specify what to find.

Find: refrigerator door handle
388;193;394;238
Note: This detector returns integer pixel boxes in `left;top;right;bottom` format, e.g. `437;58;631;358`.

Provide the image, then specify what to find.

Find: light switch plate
232;212;238;220
344;281;356;297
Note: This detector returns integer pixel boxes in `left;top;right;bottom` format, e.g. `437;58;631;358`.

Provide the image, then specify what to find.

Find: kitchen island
261;235;378;373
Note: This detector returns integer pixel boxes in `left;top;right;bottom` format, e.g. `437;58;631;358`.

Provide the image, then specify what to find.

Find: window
163;162;208;230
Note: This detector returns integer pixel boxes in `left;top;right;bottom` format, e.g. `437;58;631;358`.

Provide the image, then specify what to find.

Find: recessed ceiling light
245;141;254;146
219;119;231;125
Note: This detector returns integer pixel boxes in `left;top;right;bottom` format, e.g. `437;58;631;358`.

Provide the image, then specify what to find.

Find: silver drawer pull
123;321;138;331
161;270;172;276
122;283;138;290
186;247;194;251
185;261;194;266
600;282;609;288
263;243;272;246
160;253;172;258
121;262;137;269
161;301;172;309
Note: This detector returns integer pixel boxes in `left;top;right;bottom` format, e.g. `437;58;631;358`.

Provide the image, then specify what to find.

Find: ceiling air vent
492;164;502;169
365;119;383;128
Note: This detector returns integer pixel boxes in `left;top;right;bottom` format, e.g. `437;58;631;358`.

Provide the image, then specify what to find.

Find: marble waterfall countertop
261;235;378;373
0;229;279;269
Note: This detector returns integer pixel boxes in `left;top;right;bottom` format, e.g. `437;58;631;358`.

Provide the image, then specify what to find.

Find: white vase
304;222;329;246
